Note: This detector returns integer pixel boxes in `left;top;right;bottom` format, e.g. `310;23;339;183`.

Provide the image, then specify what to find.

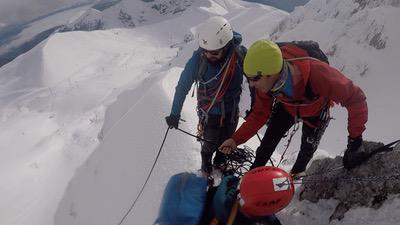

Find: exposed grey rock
118;10;135;27
354;0;400;9
150;0;193;15
72;20;104;31
394;141;400;151
299;141;400;221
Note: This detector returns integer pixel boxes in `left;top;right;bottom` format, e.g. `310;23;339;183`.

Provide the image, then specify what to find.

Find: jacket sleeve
170;51;200;116
309;61;368;138
232;89;273;145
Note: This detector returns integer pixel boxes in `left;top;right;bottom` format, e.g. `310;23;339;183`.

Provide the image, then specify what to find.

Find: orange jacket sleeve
309;61;368;138
232;90;273;145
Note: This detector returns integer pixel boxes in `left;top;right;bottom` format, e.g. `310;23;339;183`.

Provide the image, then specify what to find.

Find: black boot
201;153;212;175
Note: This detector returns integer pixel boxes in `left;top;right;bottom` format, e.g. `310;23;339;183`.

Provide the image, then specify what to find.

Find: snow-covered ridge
65;0;196;31
0;27;178;225
0;0;196;67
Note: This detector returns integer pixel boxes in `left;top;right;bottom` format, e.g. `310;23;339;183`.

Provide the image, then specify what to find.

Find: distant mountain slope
0;4;93;67
243;0;310;12
64;0;196;31
0;0;197;67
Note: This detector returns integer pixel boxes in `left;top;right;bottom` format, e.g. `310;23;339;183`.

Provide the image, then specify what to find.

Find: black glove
165;114;180;129
343;136;367;169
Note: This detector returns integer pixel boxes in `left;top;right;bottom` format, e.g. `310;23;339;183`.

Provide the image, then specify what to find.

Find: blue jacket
170;32;246;117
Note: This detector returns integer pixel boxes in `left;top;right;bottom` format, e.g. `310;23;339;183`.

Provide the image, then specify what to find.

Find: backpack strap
233;45;245;66
278;41;329;64
280;42;329;101
191;52;208;97
197;52;209;81
286;56;321;62
286;57;322;101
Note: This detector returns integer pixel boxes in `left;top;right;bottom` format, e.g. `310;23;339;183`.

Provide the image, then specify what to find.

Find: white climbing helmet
198;16;233;51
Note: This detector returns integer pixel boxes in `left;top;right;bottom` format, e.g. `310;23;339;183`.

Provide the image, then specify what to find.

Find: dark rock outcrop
299;141;400;221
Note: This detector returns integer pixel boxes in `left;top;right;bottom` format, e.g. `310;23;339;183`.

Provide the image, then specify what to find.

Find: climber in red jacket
219;39;368;175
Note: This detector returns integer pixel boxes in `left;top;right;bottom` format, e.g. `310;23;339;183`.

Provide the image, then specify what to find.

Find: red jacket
232;45;368;145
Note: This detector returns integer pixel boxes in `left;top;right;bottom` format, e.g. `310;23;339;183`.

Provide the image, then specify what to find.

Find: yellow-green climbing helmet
244;40;283;77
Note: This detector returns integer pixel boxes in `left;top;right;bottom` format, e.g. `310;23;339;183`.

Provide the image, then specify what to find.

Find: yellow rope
226;201;239;225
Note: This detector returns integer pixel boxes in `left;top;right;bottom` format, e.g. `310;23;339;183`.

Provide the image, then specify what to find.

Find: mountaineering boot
212;151;227;172
201;153;213;176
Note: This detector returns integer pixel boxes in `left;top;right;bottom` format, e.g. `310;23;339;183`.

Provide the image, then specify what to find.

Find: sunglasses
246;74;262;82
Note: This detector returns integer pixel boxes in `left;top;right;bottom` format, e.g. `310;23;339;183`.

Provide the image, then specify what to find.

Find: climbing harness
196;50;239;137
277;105;332;167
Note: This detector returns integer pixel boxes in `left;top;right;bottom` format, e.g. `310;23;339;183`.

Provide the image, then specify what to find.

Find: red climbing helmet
238;166;294;217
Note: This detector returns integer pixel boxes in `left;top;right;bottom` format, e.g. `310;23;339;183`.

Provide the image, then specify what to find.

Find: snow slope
53;2;289;225
0;27;177;225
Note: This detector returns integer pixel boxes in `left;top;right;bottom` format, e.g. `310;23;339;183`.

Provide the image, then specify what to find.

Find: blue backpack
155;172;208;225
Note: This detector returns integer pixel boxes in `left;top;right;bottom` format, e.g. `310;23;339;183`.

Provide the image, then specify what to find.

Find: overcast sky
0;0;93;25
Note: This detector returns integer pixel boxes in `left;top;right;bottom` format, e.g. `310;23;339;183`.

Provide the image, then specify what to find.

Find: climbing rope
117;127;170;225
177;126;400;186
294;172;400;185
292;139;400;185
177;127;253;177
277;119;300;167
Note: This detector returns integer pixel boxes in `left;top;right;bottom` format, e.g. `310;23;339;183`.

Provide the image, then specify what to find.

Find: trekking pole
256;133;275;167
117;127;170;225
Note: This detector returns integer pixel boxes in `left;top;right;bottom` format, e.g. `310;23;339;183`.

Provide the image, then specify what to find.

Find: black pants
251;103;329;173
201;113;238;173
